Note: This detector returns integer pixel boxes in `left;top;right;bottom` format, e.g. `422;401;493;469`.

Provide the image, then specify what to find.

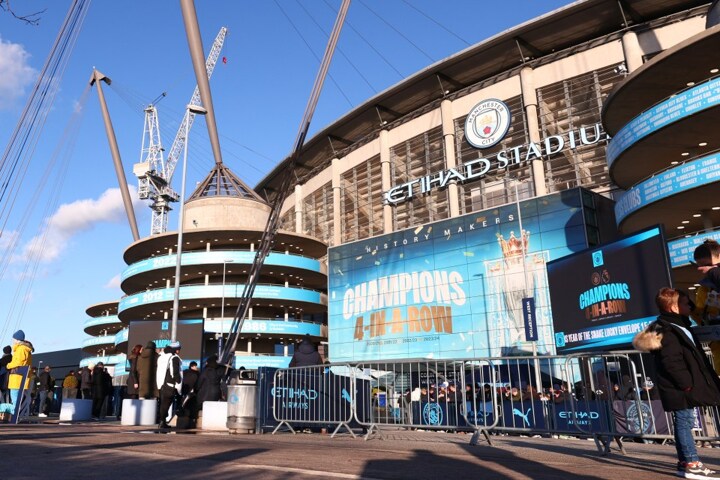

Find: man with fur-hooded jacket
633;287;720;479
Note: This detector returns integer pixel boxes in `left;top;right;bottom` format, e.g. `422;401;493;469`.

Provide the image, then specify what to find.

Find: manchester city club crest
464;99;511;149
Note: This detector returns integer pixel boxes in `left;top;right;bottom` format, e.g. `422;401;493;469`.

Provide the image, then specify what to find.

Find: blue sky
0;0;570;353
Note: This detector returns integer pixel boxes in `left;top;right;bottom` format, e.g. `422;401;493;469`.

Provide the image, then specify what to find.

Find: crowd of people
125;340;231;429
0;337;229;428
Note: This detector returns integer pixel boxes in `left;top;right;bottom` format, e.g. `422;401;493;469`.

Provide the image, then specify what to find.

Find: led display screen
547;226;671;353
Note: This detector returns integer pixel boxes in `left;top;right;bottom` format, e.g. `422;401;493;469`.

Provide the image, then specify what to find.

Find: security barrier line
267;351;720;454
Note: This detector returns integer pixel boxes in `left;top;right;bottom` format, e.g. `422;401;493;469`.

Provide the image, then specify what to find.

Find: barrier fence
269;351;720;452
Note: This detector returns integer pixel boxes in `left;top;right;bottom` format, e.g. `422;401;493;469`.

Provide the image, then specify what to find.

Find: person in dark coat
178;361;200;428
0;345;12;403
126;344;142;399
91;362;109;419
197;355;223;407
137;341;158;399
289;335;322;367
633;287;720;478
80;365;92;399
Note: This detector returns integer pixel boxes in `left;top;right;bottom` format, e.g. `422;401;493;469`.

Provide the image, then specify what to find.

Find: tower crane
133;26;227;235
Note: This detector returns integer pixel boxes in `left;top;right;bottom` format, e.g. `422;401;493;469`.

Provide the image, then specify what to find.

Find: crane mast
134;26;228;235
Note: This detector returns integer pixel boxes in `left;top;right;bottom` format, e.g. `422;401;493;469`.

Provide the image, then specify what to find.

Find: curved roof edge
255;0;710;196
603;23;720;135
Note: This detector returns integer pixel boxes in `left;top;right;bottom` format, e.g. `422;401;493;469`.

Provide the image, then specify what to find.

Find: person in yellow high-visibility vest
5;330;34;413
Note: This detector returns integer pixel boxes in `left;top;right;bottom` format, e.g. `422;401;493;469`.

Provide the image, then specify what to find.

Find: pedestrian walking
156;341;182;429
37;365;53;417
633;287;720;479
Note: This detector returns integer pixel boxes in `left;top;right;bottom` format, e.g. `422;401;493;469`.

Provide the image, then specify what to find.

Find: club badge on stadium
464;99;512;149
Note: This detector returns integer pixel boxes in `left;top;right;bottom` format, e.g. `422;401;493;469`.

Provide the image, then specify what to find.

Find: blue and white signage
119;284;323;313
615;154;720;225
608;77;720;165
668;231;720;268
465;99;512;149
122;251;321;282
234;355;291;369
205;319;322;337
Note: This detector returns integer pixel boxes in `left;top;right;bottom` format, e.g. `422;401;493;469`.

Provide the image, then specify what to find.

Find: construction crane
134;26;228;235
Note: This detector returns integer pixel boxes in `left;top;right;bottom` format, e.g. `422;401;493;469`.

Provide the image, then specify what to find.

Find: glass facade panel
303;182;334;246
389;126;448;230
341;155;384;243
280;206;295;232
537;66;623;193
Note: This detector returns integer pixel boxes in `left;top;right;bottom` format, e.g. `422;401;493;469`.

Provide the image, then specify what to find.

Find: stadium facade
84;0;720;372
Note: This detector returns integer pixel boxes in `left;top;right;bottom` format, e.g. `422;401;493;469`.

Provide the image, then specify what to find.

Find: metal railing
267;351;720;453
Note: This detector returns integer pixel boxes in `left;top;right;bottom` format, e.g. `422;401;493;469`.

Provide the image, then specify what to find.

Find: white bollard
201;401;228;430
59;399;93;422
121;399;158;426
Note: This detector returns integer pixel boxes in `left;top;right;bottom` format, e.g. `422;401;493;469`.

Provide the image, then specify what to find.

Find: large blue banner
328;189;595;362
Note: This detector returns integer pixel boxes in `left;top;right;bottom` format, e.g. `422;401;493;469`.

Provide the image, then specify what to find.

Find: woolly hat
168;341;181;350
12;330;25;341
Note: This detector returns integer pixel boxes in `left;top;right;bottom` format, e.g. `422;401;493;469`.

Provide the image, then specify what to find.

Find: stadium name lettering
384;123;606;205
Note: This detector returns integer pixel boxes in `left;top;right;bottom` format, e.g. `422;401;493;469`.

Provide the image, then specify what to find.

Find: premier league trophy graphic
485;229;551;356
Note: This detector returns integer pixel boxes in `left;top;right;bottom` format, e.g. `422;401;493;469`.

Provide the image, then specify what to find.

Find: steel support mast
90;69;140;242
219;0;351;368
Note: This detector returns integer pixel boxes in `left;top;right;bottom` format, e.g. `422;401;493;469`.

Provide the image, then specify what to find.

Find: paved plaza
2;421;719;479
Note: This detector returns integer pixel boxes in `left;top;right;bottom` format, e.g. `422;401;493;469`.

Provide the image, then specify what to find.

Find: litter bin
226;377;256;432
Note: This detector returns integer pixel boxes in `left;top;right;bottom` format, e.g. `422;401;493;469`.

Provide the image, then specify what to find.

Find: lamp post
171;104;207;342
218;258;234;356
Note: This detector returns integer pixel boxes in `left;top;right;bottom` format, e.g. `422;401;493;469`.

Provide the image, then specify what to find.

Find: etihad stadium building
84;0;720;371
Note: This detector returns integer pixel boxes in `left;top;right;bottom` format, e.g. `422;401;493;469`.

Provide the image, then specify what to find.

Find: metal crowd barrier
268;351;720;453
271;365;357;438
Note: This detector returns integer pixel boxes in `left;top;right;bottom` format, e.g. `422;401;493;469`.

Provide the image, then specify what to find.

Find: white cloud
0;35;37;110
104;274;121;289
18;186;142;263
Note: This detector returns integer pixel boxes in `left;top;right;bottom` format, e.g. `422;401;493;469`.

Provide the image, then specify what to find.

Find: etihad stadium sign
384;99;607;205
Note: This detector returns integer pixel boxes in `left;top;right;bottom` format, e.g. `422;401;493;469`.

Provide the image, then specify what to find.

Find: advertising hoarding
547;226;671;353
328;189;599;362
